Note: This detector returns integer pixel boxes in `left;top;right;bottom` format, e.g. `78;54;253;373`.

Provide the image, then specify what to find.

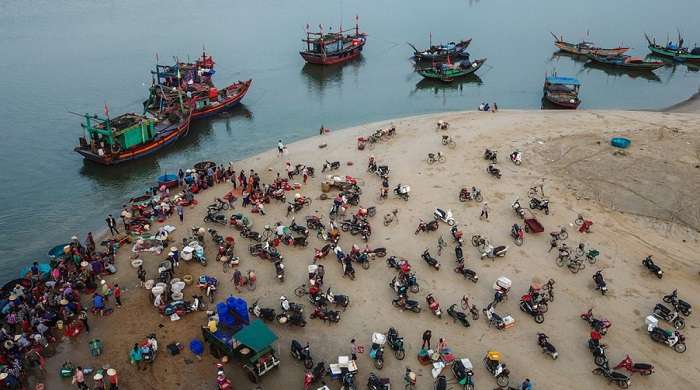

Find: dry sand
39;109;700;389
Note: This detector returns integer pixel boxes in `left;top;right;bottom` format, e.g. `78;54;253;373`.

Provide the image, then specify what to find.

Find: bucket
321;182;331;193
171;291;183;301
151;285;165;296
611;137;631;149
56;320;64;330
182;247;193;261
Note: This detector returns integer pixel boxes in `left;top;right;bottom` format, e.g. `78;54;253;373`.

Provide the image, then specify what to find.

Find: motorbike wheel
568;264;579;274
575;217;584;226
674;342;687;353
475;193;483;202
410;284;420;293
560;231;569;240
534;314;545;324
394;349;405;360
471;235;480;247
617;380;629;389
391;300;400;308
294;286;306;297
556;257;566;267
465;384;474;390
673;318;685;330
427;158;435;165
304;358;314;370
514;237;523;246
459;195;467;202
341;224;350;232
361;261;370;270
587;255;598;264
374;359;383;369
438;155;446;163
592;367;604;376
496;375;509;387
594;356;607;367
411;306;422;313
539;303;549;313
447;219;455;226
662;296;672;303
681;308;691;317
656;272;663;279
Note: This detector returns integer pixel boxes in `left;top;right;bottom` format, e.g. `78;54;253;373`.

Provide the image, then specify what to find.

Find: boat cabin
80;113;156;155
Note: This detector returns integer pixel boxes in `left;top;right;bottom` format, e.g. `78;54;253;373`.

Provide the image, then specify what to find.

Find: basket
183;275;194;285
144;280;155;290
131;259;143;268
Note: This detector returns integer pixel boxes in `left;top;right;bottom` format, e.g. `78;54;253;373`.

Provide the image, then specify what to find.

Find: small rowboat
158;174;179;188
416;58;486;82
586;54;665;71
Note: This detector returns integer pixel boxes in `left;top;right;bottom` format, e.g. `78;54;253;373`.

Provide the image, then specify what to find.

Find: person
178;168;185;186
286;162;294;180
176;204;184;223
480;202;489;221
238;171;246;189
230;169;237;189
437;338;449;354
422;329;432;349
93;293;105;316
302;167;309;184
107;368;119;390
106;214;119;236
351;339;358;361
130;343;144;370
72;366;88;390
277;140;284;157
241;190;250;208
232;269;242;292
320;125;325;135
79;309;89;333
120;207;131;230
521;378;532;390
85;232;96;254
114;284;122;307
493;102;498;112
137;265;146;287
93;373;105;390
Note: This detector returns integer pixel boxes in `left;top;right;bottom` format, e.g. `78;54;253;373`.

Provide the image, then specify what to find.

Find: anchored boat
300;16;367;65
551;33;629;57
416;57;486;82
408;38;472;62
586;53;665;71
543;75;581;109
645;33;700;63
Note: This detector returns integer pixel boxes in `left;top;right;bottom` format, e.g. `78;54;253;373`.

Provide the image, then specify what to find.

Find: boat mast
355;14;359;36
320;24;326;58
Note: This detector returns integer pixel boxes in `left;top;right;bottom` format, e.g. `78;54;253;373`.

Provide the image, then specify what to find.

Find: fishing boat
74;101;193;165
586;53;665;71
408;38;472;62
300;16;367;65
416;57;486;82
551;33;629;57
644;34;700;63
542;75;581;109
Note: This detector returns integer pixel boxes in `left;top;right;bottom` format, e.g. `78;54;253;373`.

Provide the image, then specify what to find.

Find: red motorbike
450;225;464;244
425;293;442;318
614;355;654;376
415;219;439;235
510;224;524;246
575;215;593;233
580;309;612;335
314;244;333;262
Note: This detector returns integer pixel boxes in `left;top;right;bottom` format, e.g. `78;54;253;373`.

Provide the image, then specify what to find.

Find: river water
0;0;698;280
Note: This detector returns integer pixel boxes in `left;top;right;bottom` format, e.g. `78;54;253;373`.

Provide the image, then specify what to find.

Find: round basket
171;291;183;301
151;285;165;296
171;281;186;293
131;259;143;268
183;275;194;285
144;280;155;290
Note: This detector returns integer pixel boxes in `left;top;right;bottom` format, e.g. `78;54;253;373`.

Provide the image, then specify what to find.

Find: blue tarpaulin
546;76;581;86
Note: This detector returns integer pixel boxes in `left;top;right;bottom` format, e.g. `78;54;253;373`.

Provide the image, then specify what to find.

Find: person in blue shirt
93;293;105;316
521;378;532;390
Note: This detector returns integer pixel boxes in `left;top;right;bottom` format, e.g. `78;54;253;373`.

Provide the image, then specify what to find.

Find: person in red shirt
113;284;121;307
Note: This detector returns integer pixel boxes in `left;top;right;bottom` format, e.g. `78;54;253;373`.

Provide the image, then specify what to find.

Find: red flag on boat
103;103;109;118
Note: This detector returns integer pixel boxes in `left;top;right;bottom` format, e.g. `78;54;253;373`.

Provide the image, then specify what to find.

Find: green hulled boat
417;58;486;82
645;34;700;63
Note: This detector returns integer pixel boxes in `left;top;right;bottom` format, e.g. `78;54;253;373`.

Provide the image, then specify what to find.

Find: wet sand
40;109;700;389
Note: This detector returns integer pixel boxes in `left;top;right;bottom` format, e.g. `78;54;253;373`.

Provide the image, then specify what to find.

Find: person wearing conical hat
106;368;118;390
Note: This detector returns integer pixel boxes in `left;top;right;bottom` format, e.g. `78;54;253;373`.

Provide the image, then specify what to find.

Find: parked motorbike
528;197;549;214
461;296;480;320
483;352;510;387
291;340;314;369
454;263;478;283
653;303;685;329
614;355;654;376
511;199;525;218
340;371;356;390
305;215;324;231
459;186;483;202
483;303;507;330
447;304;470;327
427;152;446;164
642;256;663;279
593;271;608;295
648;325;686;353
588;338;609;367
287;199;311;216
455;244;464;263
591;366;631;388
204;211;227;225
392;294;421;313
479;243;508;259
484;149;497;163
367;373;390;390
249;242;282;261
248;300;275;322
229;213;253;230
510;224;524;246
425;293;442;318
393;184;411;201
415;219;439;234
239;226;261;242
581;309;612;335
369;333;386;369
486;164;501;178
536;333;558;359
519;293;544;323
433;208;455;225
404;368;417;390
421;249;441;270
663;290;692;316
451;358;475;390
276;310;306;327
321;160;340;172
387;327;406;360
273;260;285;282
509;150;522;165
549;227;568;241
310;306;340;323
324;287;350;310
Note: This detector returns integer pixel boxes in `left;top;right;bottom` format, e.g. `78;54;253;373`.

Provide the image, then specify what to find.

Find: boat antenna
355;14;359;36
677;29;683;48
319;24;325;57
429;31;432;48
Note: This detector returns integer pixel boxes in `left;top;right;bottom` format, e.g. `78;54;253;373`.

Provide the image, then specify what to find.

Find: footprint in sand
633;309;641;316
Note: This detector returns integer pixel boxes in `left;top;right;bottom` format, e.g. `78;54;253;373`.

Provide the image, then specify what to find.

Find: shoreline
664;86;700;113
37;108;700;389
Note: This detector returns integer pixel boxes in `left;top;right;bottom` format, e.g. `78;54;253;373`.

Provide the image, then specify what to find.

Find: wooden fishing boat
551;33;629;57
416;58;486;82
644;34;700;63
408;38;472;62
75;102;193;165
542;75;581;109
586;53;665;71
300;17;367;65
147;79;252;120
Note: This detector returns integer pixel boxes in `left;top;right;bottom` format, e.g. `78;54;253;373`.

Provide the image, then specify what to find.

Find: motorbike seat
654;304;670;314
633;363;652;370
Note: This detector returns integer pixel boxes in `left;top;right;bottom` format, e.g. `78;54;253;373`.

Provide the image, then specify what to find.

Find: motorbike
450;225;464;245
287;199;311;216
392;294;421;313
451;359;475;390
291;340;314;369
289;219;310;237
483;303;507;330
273;260;285;282
369;333;386;369
293;164;315;177
574;243;599;264
280;296;304;313
511;199;525;218
391;274;420;294
536;333;558;359
593;271;608;295
208;228;225;246
592;366;631;388
368;164;390;179
340;371;356;390
363;245;386;259
642;256;663;279
367;372;390;390
455;244;464;263
648;325;686;353
433;208;455;226
404;368;417;390
305;215;324;231
509;150;522;165
425;293;442;318
276;310;306;327
459;186;483;202
588;338;609;367
304;362;327;389
393;184;411;201
529;197;550;214
614;355;654;376
483;352;510;387
240;226;261;242
549;227;568;241
484;149;497;163
510;224;524;246
229;213;253;230
421;249;441;270
479;243;508;259
314;244;334;262
461;296;480;320
434;375;447;390
454;263;478;283
249;242;282;261
204;211;227;225
427;152;446;164
342;259;356;280
447;304;470;327
652;303;685;329
415;219;439;234
324;287;350;310
486;164;501;178
581;309;612;335
663;290;692;316
310;306;341;323
519;293;544;323
387;327;406;360
248;300;275;322
387;256;410;273
321;160;340;172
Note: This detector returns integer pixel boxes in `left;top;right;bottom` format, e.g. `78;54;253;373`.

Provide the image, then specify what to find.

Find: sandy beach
40;109;700;390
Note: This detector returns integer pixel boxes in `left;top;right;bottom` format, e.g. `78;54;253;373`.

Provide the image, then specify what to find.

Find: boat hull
191;79;252;120
417;59;486;82
413;39;472;62
75;110;193;165
648;45;700;63
543;95;580;109
555;41;629;56
300;41;366;65
587;55;664;71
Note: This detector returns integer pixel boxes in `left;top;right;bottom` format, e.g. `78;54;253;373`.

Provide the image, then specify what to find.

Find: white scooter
433;208;455;226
